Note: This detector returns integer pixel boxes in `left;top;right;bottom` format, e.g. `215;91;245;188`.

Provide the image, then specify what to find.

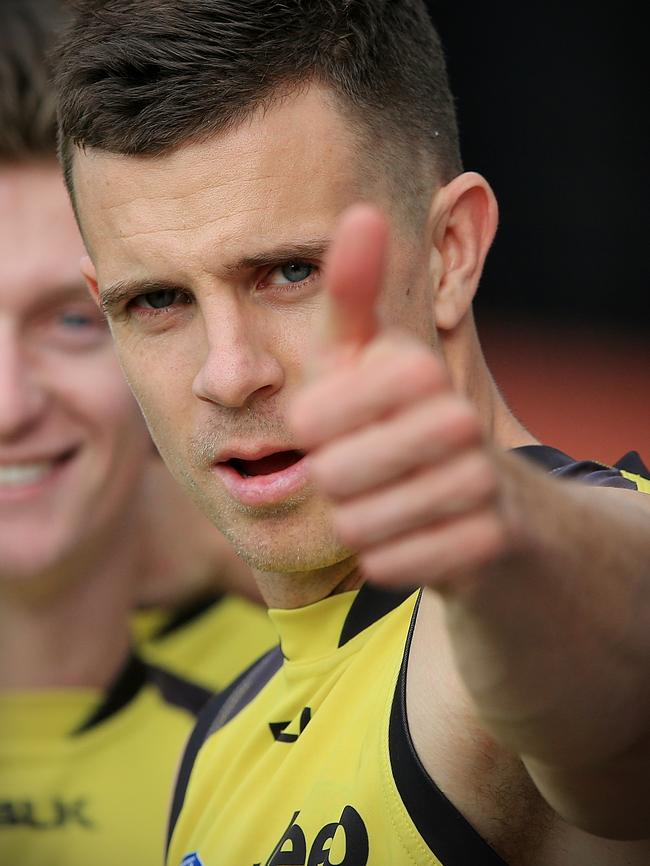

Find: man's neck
0;520;140;691
254;559;363;610
443;316;538;451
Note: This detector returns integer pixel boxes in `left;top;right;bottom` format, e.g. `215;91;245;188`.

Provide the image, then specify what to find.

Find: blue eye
48;306;107;351
134;289;180;309
281;263;313;282
61;311;93;328
268;262;314;286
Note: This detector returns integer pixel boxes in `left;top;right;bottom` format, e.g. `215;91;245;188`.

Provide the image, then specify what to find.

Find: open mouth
214;448;309;506
227;449;305;478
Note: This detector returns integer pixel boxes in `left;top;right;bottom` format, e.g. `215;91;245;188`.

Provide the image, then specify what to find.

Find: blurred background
426;1;649;465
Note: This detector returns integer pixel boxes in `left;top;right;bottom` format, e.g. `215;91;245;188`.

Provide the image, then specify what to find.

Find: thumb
319;203;389;359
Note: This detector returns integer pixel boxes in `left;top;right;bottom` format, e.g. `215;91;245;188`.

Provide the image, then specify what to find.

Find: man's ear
428;172;498;332
80;255;100;307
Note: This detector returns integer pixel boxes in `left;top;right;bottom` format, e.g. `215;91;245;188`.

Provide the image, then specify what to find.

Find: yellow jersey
132;592;277;691
0;656;211;866
167;446;649;866
168;587;506;866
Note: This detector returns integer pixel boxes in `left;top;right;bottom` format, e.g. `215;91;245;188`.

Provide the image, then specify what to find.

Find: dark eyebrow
220;240;331;277
99;239;331;315
29;284;97;319
99;279;182;316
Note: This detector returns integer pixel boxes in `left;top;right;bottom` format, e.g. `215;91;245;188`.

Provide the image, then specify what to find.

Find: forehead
73;87;373;282
0;161;87;310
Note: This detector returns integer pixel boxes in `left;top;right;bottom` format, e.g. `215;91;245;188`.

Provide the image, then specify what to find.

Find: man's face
75;87;437;573
0;162;151;583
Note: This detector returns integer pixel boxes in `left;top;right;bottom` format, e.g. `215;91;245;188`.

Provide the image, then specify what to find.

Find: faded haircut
0;0;70;161
55;0;463;220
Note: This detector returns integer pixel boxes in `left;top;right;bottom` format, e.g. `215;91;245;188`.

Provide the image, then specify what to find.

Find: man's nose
192;306;284;410
0;332;48;440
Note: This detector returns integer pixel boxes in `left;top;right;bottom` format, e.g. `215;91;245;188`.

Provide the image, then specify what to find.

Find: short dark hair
0;0;69;161
56;0;462;215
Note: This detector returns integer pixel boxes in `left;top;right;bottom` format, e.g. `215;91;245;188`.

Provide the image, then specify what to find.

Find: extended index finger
320;203;389;355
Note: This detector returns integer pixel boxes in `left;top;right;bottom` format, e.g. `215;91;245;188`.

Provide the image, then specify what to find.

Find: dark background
425;2;649;464
427;1;648;328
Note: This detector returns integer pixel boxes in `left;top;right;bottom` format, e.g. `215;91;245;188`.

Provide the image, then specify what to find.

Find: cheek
262;302;323;386
116;352;197;467
113;332;192;411
275;324;313;384
59;352;148;444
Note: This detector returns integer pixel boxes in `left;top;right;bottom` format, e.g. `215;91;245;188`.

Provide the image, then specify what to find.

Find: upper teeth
0;463;54;487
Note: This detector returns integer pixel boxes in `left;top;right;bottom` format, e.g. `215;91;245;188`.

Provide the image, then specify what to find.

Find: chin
0;524;81;587
0;550;64;586
186;479;349;574
236;545;351;575
220;518;351;575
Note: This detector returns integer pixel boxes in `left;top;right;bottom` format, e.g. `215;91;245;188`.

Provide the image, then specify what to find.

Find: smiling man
0;3;275;864
0;120;207;866
55;1;650;865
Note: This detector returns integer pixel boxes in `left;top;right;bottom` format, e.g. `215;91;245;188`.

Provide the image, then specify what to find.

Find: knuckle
473;512;508;563
465;450;500;500
414;351;445;389
360;550;388;582
395;346;444;392
416;395;480;454
447;398;482;443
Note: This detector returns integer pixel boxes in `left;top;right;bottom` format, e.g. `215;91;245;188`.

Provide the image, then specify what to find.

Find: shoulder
514;445;650;492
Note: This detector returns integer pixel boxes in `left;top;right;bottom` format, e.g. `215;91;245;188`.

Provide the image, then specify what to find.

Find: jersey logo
0;798;94;830
181;853;205;866
256;805;369;866
269;706;312;743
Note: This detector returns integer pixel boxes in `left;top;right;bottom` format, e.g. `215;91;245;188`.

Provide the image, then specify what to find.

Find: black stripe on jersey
338;583;415;648
148;592;224;641
166;645;283;855
389;593;508;866
205;645;283;737
145;664;213;716
74;654;148;734
74;654;212;735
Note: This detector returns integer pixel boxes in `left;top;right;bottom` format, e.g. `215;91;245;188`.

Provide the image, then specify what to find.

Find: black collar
338;583;415;648
73;654;148;735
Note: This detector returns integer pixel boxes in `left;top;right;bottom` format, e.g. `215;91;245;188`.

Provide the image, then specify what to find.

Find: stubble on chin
178;464;351;574
154;419;350;573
